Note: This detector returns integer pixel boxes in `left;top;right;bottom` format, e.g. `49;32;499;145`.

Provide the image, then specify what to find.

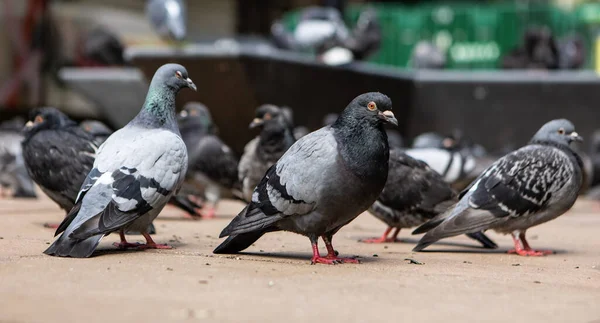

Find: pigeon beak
379;110;398;126
186;78;197;91
570;132;583;142
25;121;34;128
249;118;264;129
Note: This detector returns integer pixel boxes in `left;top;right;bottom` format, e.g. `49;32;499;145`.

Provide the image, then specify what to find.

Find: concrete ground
1;194;599;323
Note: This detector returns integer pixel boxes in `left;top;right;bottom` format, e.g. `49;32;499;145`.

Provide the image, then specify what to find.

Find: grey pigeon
0;117;36;198
413;119;583;256
80;118;201;218
177;102;241;218
44;63;196;258
411;41;446;69
214;92;398;264
238;104;296;202
146;0;187;42
362;149;497;249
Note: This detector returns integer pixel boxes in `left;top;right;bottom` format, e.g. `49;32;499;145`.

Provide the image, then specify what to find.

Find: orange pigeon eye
34;115;44;123
175;71;183;79
367;102;377;111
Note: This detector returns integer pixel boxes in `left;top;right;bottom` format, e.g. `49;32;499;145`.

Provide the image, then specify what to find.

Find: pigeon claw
137;243;173;250
199;207;216;219
507;249;554;257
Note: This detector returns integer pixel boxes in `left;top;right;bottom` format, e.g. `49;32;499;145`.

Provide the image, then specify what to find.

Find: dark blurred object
411;41;446;69
80;27;126;66
146;0;187;42
501;26;560;70
271;6;381;65
0;117;37;198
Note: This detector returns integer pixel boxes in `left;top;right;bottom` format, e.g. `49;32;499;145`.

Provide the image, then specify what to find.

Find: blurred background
2;0;600;154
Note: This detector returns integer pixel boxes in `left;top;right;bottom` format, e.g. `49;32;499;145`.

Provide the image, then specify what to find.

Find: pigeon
361;149;497;249
0;117;36;198
214;92;397;264
177;102;240;218
80;120;114;145
238;104;296;202
146;0;187;42
280;106;308;140
22;108;99;215
410;41;446;69
323;112;403;148
405;134;477;188
413;119;583;256
44;63;195;258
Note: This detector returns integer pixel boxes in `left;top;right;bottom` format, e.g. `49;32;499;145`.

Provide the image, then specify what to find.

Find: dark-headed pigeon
214;92;397;264
44;63;196;258
413;119;583;256
238;104;295;202
362;149;497;249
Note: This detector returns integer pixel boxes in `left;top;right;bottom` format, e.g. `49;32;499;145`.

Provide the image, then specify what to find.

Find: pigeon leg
137;232;173;250
508;232;553;256
113;231;142;249
310;237;343;265
321;235;359;264
199;204;216;219
361;227;401;243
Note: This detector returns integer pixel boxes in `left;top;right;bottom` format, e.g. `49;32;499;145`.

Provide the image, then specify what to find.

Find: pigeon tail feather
213;228;277;254
43;233;104;258
219;205;282;238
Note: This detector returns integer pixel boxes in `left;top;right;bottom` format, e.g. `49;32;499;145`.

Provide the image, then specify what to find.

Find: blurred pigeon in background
214;92;397;264
238;104;296;202
414;119;583;256
362;149;497;249
280;106;309;140
271;6;381;65
410;41;447;69
80;27;125;67
502;26;560;70
22;108;99;228
0;117;36;198
146;0;187;42
44;63;195;258
177;102;241;219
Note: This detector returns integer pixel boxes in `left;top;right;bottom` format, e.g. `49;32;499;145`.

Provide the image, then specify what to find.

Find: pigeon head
146;0;187;41
249;104;286;129
151;63;196;92
531;119;582;146
333;92;397;128
23;107;76;136
178;102;215;134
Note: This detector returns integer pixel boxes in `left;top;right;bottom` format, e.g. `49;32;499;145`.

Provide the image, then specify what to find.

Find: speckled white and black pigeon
413;119;583;256
177;102;240;219
214;92;397;265
238;104;296;202
361;148;497;249
44;63;195;258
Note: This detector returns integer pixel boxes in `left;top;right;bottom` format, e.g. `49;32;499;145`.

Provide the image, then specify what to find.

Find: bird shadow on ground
357;236;493;250
157;216;230;222
92;242;188;257
232;251;377;264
